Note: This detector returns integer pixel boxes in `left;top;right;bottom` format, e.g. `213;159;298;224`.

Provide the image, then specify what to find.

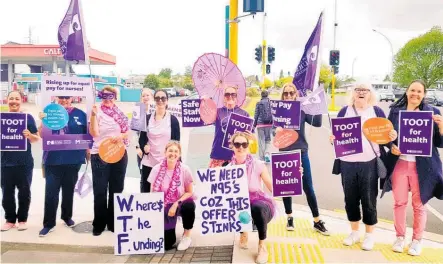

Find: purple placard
0;113;27;151
181;99;207;127
271;151;302;197
398;111;433;157
130;103;146;131
222;113;254;150
270;100;301;130
42;126;93;151
331;116;363;158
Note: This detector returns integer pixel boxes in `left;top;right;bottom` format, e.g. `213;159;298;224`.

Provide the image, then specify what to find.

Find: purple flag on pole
293;12;324;96
58;0;89;64
298;84;328;115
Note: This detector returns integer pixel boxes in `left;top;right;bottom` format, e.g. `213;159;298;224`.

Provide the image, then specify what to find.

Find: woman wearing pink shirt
138;90;180;193
148;141;195;251
89;86;130;236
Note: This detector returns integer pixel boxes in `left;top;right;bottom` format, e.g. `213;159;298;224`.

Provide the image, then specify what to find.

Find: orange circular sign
200;98;217;124
98;138;125;164
363;117;394;144
273;129;299;149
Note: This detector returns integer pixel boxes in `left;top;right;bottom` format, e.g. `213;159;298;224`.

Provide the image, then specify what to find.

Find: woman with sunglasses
383;80;443;256
89;86;130;236
204;86;250;168
229;131;279;264
276;82;329;235
139;89;180;193
38;95;89;237
148;141;195;251
1;91;39;232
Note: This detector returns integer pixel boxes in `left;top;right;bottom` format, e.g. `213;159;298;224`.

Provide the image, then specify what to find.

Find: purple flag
331;116;363;158
293;12;324;96
298;84;328;115
58;0;89;64
398;111;433;157
271;151;302;197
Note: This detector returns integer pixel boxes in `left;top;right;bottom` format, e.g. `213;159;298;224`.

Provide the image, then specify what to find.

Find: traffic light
267;46;275;63
329;50;340;66
266;64;271;74
332;65;339;74
255;46;262;63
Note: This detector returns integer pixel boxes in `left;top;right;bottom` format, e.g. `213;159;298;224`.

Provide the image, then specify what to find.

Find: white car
163;88;176;97
376;89;395;102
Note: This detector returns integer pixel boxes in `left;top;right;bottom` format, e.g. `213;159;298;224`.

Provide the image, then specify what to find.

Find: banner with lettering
114;193;164;255
181;99;207;127
0;113;27;151
271;151;302;197
195;164;253;235
270;100;301;130
398;111;433;157
331;116;363;158
148;103;182;120
222;113;254;149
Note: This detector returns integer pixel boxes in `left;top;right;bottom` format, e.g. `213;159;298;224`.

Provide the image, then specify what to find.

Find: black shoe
313;220;330;236
286;217;295;231
92;229;103;236
253;224;258;232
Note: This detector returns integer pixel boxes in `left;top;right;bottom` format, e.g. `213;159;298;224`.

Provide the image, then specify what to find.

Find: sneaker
1;222;16;231
39;227;54;237
177;236;192;251
408;239;422;256
286;217;295;231
256;244;268;264
239;233;248;249
343;231;360;246
64;219;76;228
361;234;375;251
392;236;405;253
313;220;330;236
17;222;28;231
253;223;258;232
92;230;103;236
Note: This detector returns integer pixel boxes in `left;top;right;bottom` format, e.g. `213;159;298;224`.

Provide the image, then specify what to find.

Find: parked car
376;89;395;102
162;88;177;97
184;92;200;100
178;89;192;96
425;90;443;106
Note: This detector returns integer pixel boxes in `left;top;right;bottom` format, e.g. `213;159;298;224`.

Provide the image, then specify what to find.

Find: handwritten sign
331;116;363;158
99;139;125;163
273;129;299;149
271;151;302;197
222;113;254;150
398;111;433;157
195;165;252;235
0;113;27;151
363;117;393;144
114;193;164;255
270;100;301;130
181;99;206;127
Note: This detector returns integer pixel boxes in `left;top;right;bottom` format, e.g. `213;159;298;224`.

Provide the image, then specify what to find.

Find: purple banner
181;99;207;127
43;126;92;151
130;103;146;131
270;100;301;130
398;111;433;157
331;116;363;158
271;151;302;197
293;12;323;96
0;113;27;151
299;84;328;115
222;113;254;149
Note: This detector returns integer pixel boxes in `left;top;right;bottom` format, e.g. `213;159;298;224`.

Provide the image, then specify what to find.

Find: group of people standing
1;79;442;262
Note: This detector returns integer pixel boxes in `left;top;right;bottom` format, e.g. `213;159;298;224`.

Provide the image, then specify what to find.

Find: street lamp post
352;57;357;78
373;29;394;90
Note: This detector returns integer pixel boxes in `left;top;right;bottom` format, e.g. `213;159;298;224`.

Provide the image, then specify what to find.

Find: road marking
426;203;443;223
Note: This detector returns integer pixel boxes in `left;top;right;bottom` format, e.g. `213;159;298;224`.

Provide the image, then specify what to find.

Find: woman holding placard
38;95;89;237
275;82;329;235
133;89;153;177
330;83;396;250
148;141;195;251
139;90;181;193
1;91;39;232
384;80;443;256
89;86;130;236
229;131;278;264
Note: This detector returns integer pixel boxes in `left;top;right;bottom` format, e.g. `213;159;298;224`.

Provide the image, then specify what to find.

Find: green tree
393;26;443;88
182;76;194;90
144;74;160;89
159;68;173;79
259;78;273;89
383;74;391;82
159;77;173;88
319;64;333;89
275;76;293;88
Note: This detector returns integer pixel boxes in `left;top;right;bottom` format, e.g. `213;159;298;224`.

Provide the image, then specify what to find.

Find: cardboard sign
200;98;217;124
99;138;125;163
363;117;394;144
273;129;299;149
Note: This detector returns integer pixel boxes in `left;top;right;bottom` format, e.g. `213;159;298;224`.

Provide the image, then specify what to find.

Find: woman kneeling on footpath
331;83;397;250
148;141;195;251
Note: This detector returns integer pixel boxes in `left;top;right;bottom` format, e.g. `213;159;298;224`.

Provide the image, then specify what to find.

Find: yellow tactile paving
377;244;443;263
265;242;325;263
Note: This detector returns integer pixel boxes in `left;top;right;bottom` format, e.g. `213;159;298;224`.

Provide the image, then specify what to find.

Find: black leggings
141;165;152;193
165;201;196;250
242;201;273;240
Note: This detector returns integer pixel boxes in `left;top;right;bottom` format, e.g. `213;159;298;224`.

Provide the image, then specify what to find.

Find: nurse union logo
309;45;318;62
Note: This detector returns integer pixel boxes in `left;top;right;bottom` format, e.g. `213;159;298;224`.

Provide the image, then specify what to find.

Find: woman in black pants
89;86;130;236
148;141;195;251
139;90;180;193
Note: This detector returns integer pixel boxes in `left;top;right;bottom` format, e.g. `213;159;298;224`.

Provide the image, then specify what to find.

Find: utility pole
261;13;267;89
229;0;238;64
329;0;339;111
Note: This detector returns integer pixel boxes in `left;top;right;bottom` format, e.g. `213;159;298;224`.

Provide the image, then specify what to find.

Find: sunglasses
233;142;249;149
58;96;71;100
283;91;296;97
224;93;237;98
154;96;167;102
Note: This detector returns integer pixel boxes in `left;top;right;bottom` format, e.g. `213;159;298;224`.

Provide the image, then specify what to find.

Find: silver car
376;89;395;102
